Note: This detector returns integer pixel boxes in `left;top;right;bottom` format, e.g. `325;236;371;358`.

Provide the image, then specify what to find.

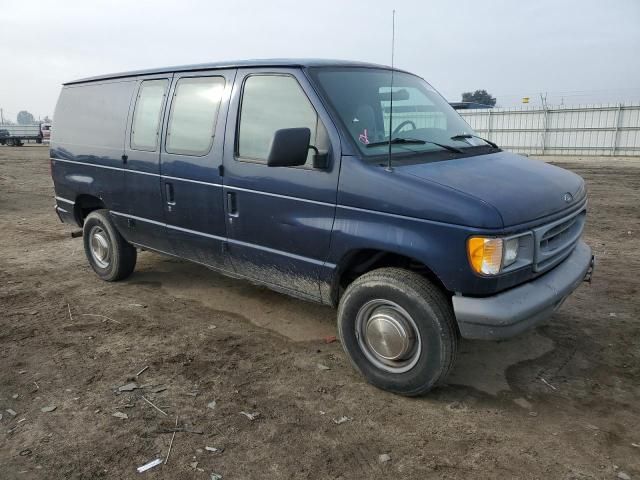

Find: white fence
458;103;640;156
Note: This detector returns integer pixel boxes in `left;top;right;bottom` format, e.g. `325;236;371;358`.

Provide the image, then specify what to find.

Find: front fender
325;206;534;299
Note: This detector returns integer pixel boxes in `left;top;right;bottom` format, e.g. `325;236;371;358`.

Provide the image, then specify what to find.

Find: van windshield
308;67;486;157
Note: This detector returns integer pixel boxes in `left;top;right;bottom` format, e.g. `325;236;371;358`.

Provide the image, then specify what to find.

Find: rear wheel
83;209;136;281
337;267;458;396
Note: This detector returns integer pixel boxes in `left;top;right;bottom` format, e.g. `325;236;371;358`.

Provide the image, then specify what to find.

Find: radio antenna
386;9;396;172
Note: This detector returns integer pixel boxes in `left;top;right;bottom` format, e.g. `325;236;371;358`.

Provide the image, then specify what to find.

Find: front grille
532;208;586;273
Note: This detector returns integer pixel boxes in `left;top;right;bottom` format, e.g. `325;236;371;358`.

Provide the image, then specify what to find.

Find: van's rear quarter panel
50;79;137;216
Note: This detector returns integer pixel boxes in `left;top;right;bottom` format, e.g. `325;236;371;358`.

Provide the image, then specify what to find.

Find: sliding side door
159;70;235;270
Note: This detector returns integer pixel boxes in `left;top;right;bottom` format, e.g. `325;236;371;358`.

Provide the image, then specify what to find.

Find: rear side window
131;79;168;151
237;75;328;164
166;76;225;156
52;80;136;151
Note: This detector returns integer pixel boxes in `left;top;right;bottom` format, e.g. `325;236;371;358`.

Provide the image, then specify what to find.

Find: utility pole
539;92;548;109
540;92;549;155
0;108;4;124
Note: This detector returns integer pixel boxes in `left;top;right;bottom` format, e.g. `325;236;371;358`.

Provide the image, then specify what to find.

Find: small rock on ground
378;453;391;463
513;398;533;410
118;382;139;392
332;416;351;425
41;405;57;413
617;472;631;480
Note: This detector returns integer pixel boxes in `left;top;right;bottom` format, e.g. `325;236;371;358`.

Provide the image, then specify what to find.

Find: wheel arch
329;248;450;307
74;194;106;226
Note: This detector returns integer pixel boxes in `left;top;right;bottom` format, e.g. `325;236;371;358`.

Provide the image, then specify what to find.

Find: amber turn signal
467;237;504;275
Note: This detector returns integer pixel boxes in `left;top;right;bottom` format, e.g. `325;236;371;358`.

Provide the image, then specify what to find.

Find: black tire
83;209;136;281
337;267;458;396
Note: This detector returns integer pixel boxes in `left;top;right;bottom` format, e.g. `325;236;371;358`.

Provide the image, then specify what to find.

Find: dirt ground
1;145;639;480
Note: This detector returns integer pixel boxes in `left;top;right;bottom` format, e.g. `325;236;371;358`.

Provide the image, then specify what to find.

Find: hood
396;151;585;227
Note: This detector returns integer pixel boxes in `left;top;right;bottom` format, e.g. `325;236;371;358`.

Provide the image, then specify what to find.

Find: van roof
64;58;406;85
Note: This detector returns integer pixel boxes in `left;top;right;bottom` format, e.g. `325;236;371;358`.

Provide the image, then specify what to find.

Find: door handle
165;182;175;205
227;192;238;217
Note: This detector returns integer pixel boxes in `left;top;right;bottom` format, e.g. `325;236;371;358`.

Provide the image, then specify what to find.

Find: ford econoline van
51;59;594;395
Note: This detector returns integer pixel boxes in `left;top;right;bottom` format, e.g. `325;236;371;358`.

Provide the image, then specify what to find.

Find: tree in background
17;110;35;124
461;90;496;107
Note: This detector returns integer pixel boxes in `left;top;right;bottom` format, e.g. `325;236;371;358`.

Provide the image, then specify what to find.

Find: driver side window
237;74;329;167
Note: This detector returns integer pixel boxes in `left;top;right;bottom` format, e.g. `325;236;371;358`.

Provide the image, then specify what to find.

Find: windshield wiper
367;137;463;153
450;133;499;149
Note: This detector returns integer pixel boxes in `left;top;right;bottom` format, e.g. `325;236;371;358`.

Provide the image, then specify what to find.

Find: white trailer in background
0;124;45;146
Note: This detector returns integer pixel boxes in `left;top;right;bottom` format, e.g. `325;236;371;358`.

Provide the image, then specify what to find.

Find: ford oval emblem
563;192;573;203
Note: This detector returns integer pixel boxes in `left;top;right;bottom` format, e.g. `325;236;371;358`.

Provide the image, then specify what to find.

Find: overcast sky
1;0;639;121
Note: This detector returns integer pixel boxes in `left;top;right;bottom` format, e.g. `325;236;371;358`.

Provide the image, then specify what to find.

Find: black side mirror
267;128;310;167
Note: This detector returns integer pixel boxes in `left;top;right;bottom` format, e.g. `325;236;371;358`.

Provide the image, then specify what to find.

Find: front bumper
453;240;593;340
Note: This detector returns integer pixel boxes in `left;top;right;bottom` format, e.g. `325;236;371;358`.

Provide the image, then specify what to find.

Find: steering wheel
392;120;417;136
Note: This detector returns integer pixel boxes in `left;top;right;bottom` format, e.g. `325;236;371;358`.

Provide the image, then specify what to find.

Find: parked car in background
449;101;494;110
50;59;594;395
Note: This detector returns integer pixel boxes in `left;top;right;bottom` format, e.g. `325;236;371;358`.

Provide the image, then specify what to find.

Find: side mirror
267;128;310;167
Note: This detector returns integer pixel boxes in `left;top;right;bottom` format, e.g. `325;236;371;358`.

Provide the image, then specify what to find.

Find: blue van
51;59;594;395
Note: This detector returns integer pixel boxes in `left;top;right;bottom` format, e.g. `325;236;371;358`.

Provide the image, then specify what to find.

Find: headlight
467;234;532;276
503;237;520;267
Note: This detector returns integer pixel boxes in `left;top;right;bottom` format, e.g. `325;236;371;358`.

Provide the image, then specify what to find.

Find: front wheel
337;267;458;396
83;209;137;281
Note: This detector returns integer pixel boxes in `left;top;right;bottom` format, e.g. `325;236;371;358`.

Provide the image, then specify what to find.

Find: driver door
222;68;341;301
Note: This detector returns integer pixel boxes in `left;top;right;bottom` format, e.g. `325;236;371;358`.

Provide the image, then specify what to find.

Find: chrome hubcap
89;226;111;269
356;300;421;373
